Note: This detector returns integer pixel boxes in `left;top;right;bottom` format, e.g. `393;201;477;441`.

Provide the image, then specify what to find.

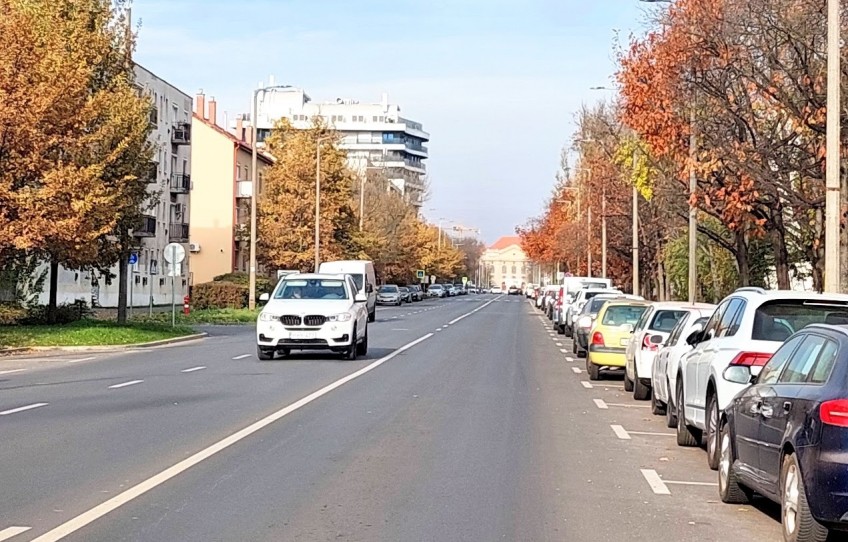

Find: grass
0;320;196;348
130;307;259;325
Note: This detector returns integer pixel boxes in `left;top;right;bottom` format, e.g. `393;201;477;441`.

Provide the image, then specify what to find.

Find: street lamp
315;135;333;271
825;0;840;292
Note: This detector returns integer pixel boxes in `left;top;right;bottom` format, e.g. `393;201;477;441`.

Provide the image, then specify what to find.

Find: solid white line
29;332;434;542
0;527;31;541
180;366;206;373
664;480;718;486
571;367;581;374
66;356;97;364
0;369;26;376
232;354;251;360
641;469;671;495
605;403;651;409
593;399;608;409
566;356;574;362
0;403;48;416
580;381;593;389
108;380;143;389
629;431;675;437
611;424;631;440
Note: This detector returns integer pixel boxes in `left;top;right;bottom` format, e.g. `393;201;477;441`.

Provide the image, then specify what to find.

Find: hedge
192;281;248;310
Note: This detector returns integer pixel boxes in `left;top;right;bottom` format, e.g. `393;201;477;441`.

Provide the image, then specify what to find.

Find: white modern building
37;64;193;308
233;79;429;206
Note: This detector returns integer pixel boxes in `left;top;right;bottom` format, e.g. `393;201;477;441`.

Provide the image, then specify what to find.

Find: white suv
256;273;369;361
561;287;622;336
676;287;848;471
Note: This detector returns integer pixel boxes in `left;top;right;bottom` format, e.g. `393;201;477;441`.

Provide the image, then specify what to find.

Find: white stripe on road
559;349;568;354
108;380;143;389
580;381;593;389
66;356;97;364
28;332;435;542
664;480;718;486
629;430;676;437
555;343;563;347
641;469;671;495
593;399;608;409
232;354;251;360
180;366;206;373
0;527;31;541
0;369;26;376
565;356;574;362
390;328;409;331
0;403;48;416
605;403;651;409
571;367;581;374
611;425;631;440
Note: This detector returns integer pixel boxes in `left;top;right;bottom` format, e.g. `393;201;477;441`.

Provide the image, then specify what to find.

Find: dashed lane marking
232;354;251;360
580;381;593;389
641;469;671;495
108;380;143;389
181;366;206;373
611;425;631;440
565;356;575;362
560;349;568;354
571;367;582;374
593;399;608;409
0;403;48;416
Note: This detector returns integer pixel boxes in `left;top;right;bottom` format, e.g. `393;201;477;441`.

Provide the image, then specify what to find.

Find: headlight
328;313;352;322
259;312;278;322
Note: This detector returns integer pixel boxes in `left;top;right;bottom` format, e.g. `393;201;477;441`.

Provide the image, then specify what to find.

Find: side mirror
354;293;368;303
650;334;664;344
685;330;702;346
722;366;752;385
259;293;270;302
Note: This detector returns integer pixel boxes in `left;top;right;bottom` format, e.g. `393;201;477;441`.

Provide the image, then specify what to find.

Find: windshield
752;300;848;341
347;273;364;291
379;285;399;293
649;310;688;332
602;305;648;326
275;279;348;300
430;285;443;290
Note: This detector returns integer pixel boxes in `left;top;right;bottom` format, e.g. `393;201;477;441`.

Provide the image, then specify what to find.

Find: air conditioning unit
189;242;201;253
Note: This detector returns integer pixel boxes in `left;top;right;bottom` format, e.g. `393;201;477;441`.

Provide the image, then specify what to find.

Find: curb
0;332;207;354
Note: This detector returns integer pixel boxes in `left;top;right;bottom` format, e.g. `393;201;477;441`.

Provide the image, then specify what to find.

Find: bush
193;281;248;309
22;300;94;325
0;303;27;325
212;272;275;296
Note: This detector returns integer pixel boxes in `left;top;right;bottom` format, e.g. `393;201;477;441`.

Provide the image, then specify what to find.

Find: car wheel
707;393;721;470
651;389;666;416
718;421;751;504
557;324;565;335
666;380;677;428
633;366;651;401
782;453;829;542
257;346;274;360
624;371;634;392
572;341;578;354
676;384;701;447
344;326;358;360
587;356;600;380
565;326;573;338
356;327;368;356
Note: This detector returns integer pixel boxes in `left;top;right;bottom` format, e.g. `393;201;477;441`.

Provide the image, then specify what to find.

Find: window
758;335;805;385
276;279;348;300
373;116;378;122
502;265;507;274
650;310;688;332
667;313;691;345
702;300;729;342
511;265;517;275
726;300;747;336
752;300;848;341
633;307;653;332
602;305;649;326
810;340;839;384
780;335;829;384
717;298;744;337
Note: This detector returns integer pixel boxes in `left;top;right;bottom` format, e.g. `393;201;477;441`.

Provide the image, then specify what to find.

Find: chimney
236;117;244;142
208;97;217;126
195;92;206;119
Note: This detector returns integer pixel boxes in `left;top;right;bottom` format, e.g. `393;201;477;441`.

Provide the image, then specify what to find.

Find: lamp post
825;0;841;292
315;135;332;271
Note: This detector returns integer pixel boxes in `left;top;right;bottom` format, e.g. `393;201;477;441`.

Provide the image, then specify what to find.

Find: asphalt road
0;295;785;541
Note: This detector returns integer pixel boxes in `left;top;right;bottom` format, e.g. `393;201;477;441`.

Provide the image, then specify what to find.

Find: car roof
283;273;346;280
799;323;848;337
648;301;716;310
728;288;848;302
601;299;652;307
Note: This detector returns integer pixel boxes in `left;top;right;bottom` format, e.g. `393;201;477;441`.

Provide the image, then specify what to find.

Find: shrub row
192;281;248;310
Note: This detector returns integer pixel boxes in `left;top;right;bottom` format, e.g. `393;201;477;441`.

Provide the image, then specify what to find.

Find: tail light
729;352;772;367
821;399;848;427
592;331;605;346
642;335;658;352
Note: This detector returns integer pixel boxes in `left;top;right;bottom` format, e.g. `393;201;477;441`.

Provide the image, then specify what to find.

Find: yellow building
481;236;532;289
189;94;273;284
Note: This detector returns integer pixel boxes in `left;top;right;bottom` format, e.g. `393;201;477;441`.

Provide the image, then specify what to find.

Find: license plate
291;331;317;340
620;338;630;346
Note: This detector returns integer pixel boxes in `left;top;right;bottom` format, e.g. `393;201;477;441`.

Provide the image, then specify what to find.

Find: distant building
189;93;274;284
480;236;532;288
38;64;192;308
233;80;429;207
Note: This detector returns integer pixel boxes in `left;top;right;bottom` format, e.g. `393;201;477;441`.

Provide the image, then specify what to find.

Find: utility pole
601;183;607;278
825;0;841;292
688;109;698;302
587;206;593;278
632;147;640;297
248;89;260;310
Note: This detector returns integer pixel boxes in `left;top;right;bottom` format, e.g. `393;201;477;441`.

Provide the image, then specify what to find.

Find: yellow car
586;300;651;380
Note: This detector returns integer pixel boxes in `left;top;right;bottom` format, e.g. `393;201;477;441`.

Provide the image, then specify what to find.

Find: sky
132;0;656;245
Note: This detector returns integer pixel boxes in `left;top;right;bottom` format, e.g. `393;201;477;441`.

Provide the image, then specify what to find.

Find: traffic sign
430;275;437;284
461;276;468;285
164;243;186;264
128;252;138;265
416;269;425;279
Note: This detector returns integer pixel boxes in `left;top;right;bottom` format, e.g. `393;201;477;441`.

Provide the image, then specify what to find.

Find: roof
649;301;717;310
192;114;275;165
489;236;522;250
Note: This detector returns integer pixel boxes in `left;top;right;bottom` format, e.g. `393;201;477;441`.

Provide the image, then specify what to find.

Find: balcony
169;223;189;243
171;122;191;145
133;215;157;238
149;106;158;127
236;180;253;198
170;173;190;193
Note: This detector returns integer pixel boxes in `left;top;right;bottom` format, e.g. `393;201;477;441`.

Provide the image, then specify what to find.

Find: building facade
235;79;429;206
189;93;273;284
480;236;532;289
37;64;193;308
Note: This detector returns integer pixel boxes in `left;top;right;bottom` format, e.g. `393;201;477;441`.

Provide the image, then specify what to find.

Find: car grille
304;315;327;326
281;315;302;326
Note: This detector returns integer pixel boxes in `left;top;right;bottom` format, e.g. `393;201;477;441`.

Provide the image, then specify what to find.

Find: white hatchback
256;273;369;361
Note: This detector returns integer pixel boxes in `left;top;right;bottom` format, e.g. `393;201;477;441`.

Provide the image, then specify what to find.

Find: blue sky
133;0;655;244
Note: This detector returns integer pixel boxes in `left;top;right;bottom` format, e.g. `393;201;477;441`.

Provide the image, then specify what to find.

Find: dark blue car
719;323;848;542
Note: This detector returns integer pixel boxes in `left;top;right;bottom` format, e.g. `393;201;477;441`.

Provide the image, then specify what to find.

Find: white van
317;260;377;322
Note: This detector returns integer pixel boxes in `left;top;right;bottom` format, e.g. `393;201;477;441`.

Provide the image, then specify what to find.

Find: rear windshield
752;300;848;341
650;310;688;332
588;297;614;313
379;285;399;293
602;305;648;326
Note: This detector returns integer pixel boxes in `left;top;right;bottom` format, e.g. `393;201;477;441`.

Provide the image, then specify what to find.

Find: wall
481;244;532;288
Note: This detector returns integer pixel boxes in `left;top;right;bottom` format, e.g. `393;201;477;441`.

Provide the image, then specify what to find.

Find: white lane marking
390;328;409;331
565;356;574;362
559;349;568;354
611;425;631;440
593;399;609;409
664;480;719;486
601;383;625;389
629;430;676;437
555;343;563;347
571;367;581;374
66;356;97;364
0;403;48;416
0;369;26;376
641;469;671;495
605;403;651;409
28;332;434;542
180;366;206;373
0;527;31;541
436;328;442;332
580;381;593;389
108;380;143;389
232;354;251;360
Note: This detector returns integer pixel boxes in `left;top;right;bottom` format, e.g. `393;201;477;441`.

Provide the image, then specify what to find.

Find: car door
656;313;689;402
627;307;654;377
685;300;730;424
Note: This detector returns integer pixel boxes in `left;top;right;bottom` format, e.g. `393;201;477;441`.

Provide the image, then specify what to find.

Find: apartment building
189;93;274;284
37;64;193;308
235;79;429;206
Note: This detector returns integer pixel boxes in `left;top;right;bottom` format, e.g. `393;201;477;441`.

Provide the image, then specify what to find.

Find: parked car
454;284;467;295
491;286;503;294
445;284;458;297
720;323;848;542
560;287;622;336
586;300;651;381
508;285;521;295
428;284;446;298
573;294;643;357
677;287;848;472
625;302;715;401
256;273;368;360
377;284;402;306
650;309;714;425
398;286;411;303
467;286;479;294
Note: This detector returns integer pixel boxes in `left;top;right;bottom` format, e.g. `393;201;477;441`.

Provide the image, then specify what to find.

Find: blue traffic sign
128;252;138;265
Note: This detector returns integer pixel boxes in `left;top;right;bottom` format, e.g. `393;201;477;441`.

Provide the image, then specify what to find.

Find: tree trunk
770;209;791;290
48;258;59;324
117;229;129;324
734;232;749;286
